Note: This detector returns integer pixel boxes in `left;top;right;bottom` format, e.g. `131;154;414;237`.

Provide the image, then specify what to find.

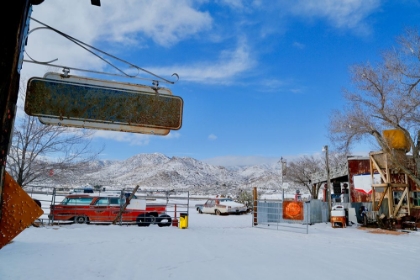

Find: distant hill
32;153;302;195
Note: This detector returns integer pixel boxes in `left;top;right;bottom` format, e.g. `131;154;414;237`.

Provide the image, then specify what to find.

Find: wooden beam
370;155;388;183
371;186;376;211
376;185;388;211
393;187;408;217
370;155;375;210
372;183;388;187
389;184;410;188
253;187;258;226
0;0;31;222
112;185;140;225
388;183;393;217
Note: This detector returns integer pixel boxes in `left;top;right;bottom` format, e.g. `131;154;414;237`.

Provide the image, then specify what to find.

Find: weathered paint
25;77;183;131
348;158;371;202
0;171;43;249
283;201;304;220
38;116;170;135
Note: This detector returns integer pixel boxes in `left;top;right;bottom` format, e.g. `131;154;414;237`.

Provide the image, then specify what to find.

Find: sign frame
24;73;183;133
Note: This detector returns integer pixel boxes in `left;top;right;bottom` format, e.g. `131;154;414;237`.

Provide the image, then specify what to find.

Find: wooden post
253;187;258;226
370;153;376;210
0;0;34;222
112;185;140;225
325;145;331;215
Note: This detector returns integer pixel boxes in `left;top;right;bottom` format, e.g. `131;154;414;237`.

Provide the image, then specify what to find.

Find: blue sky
21;0;420;166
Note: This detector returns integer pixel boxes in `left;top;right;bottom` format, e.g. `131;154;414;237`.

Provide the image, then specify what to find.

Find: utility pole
279;157;287;201
0;0;37;221
324;145;331;215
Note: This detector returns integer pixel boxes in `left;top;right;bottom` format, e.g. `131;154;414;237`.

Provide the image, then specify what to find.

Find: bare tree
286;151;348;199
286;155;323;198
6;113;102;187
329;28;420;186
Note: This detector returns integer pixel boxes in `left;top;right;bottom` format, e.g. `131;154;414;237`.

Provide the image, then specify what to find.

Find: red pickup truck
49;193;171;227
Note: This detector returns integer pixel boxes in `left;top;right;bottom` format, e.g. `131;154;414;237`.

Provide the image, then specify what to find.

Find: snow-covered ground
1;196;420;280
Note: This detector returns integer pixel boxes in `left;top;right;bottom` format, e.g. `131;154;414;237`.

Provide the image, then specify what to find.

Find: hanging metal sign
38;116;171;135
24;73;183;134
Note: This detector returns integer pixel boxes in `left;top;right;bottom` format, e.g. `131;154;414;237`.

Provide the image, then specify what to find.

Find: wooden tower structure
370;150;411;218
370;129;413;218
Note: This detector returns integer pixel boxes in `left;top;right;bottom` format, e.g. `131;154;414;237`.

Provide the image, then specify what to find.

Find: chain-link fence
252;199;310;234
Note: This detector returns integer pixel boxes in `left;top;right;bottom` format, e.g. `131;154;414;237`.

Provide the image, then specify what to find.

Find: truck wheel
75;216;87;224
215;209;221;215
136;214;151;227
157;214;172;227
148;214;158;225
363;215;368;227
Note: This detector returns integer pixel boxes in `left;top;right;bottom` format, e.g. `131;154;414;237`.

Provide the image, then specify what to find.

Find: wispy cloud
93;130;151;146
255;78;306;94
92;130;180;145
150;40;255;84
22;0;213;81
285;0;381;34
31;0;212;47
208;134;218;140
293;41;305;49
218;0;245;9
166;131;181;139
99;1;213;47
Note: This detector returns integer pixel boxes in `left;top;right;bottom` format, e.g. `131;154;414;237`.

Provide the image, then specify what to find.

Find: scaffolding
370;151;411;218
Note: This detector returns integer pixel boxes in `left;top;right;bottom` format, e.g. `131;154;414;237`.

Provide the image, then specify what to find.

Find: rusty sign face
24;74;183;133
0;171;43;249
283;201;304;220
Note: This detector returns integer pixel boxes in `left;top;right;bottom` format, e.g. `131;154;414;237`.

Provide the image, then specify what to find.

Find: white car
199;198;247;215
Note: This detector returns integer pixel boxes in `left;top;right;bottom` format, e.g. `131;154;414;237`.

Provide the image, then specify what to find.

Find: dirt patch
358;227;409;235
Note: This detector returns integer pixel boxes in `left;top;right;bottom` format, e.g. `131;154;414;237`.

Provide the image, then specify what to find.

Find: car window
109;198;121;205
62;197;94;205
95;198;109;206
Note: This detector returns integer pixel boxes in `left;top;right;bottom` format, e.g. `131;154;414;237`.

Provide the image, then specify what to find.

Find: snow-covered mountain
60;153;296;194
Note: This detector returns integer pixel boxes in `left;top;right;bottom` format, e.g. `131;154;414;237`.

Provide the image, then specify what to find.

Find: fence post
49;187;57;225
253;187;258;226
305;201;310;234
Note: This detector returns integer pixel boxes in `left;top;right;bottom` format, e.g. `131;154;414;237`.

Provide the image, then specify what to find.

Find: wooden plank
253;187;258;226
376;186;388;211
389;184;410;188
371;156;375;210
388;183;393;217
393;187;408;217
0;0;31;224
372;183;388;187
370;155;388;183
